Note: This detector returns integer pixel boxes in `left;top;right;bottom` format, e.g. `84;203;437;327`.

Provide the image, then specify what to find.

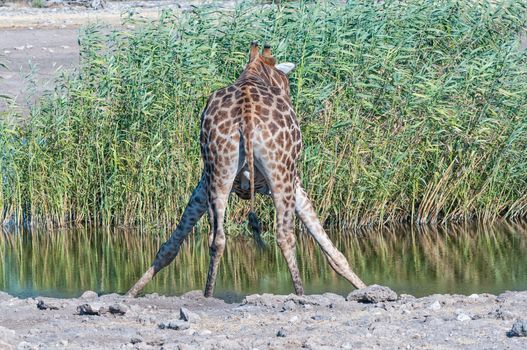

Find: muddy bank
0;286;526;349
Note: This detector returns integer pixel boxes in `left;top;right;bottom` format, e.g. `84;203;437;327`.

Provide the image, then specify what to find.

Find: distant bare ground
0;27;79;112
0;1;232;113
0;1;204;29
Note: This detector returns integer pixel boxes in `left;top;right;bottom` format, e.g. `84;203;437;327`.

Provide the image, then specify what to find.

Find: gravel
1;288;527;349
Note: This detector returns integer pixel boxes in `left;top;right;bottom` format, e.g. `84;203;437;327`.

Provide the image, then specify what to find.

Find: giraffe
127;42;366;298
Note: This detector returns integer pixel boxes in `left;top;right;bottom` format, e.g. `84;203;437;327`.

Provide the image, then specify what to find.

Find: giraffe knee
277;234;296;250
209;234;226;255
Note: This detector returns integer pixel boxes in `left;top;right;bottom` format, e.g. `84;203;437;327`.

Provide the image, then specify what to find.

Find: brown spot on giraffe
127;42;367;299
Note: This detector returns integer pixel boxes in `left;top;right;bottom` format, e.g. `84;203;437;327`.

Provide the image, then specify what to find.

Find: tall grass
1;0;527;230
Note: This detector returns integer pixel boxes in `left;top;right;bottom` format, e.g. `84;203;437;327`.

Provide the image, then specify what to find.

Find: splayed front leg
127;175;208;297
294;179;367;290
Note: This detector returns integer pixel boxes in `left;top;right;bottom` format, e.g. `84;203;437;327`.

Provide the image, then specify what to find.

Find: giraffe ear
275;62;295;75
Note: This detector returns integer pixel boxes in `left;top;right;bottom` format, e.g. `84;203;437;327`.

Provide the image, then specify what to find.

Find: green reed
1;0;527;231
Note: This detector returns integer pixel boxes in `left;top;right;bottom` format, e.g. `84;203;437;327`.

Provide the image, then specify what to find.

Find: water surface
1;222;526;302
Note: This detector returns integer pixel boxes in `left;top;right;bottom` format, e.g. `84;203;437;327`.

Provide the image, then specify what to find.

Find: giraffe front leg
126;175;208;297
294;179;367;290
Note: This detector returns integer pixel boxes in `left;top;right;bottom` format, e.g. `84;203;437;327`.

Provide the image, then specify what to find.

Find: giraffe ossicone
126;42;367;299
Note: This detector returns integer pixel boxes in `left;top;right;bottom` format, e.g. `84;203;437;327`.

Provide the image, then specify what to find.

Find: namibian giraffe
127;42;366;298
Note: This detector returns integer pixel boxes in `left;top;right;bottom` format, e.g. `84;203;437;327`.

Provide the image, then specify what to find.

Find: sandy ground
0;1;232;112
0;27;79;112
0;286;526;350
0;1;208;29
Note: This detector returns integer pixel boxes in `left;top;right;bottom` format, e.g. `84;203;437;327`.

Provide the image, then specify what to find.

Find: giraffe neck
237;60;290;93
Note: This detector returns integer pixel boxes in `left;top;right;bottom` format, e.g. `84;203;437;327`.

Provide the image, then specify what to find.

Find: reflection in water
1;222;526;302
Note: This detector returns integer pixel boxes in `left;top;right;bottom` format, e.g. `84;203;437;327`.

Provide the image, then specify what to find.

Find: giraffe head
244;41;295;91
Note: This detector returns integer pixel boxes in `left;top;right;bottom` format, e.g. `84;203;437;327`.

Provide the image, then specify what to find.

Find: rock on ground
508;319;527;337
346;284;398;303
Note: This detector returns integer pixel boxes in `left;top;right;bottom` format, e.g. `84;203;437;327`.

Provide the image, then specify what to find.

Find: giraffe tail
248;211;265;249
242;110;264;249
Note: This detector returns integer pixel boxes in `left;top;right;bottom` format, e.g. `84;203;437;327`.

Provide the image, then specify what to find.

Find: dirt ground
0;1;233;112
0;286;526;350
0;27;79;112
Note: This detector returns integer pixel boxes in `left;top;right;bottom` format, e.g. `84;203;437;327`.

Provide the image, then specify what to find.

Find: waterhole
1;222;526;302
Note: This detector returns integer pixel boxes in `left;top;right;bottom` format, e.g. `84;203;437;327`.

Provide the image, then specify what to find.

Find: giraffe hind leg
127;175;208;297
294;179;367;290
267;172;304;295
204;162;237;297
275;193;304;295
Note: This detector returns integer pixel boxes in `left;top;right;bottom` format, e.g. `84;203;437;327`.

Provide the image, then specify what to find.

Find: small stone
456;313;471;322
25;45;33;49
468;294;479;300
507;319;527;337
146;339;164;346
3;50;10;54
76;304;100;316
158;320;190;330
130;337;143;344
341;343;353;349
14;46;25;51
311;315;330;321
80;291;98;300
428;301;441;311
282;300;296;311
137;315;157;325
276;328;287;337
289;315;299;323
37;299;59;310
27;328;40;335
490;308;515;320
199;329;212;336
109;304;127;316
347;285;398;303
186;329;197;336
17;342;35;350
180;307;200;323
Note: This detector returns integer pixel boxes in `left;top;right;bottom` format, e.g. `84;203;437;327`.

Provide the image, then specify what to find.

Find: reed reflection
1;222;526;302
